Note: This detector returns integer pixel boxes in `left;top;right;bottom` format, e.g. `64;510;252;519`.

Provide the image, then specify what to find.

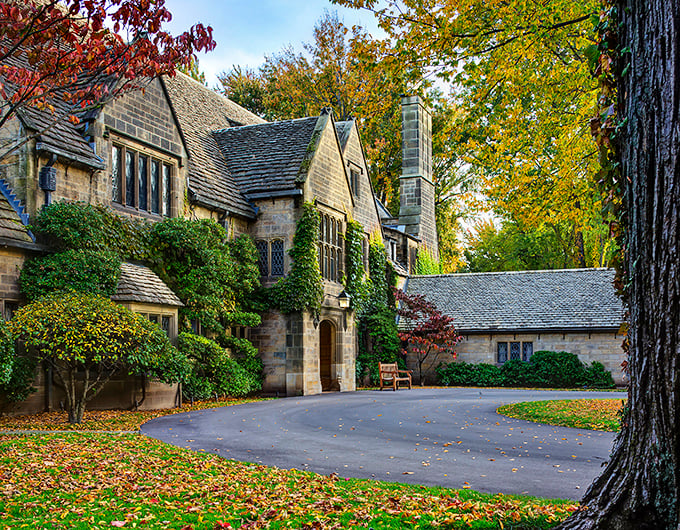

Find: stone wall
340;123;381;235
405;331;627;386
0;247;25;310
307;118;353;214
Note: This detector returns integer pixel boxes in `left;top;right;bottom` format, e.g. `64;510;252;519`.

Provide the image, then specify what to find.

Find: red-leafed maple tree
395;288;461;385
0;0;215;160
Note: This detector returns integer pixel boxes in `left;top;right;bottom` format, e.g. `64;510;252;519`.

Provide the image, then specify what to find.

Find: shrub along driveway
142;388;619;500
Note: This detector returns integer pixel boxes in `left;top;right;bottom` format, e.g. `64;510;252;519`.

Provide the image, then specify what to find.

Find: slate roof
112;262;183;307
402;268;624;333
3;53;105;169
0;193;33;245
335;121;354;149
162;72;265;218
212;116;321;197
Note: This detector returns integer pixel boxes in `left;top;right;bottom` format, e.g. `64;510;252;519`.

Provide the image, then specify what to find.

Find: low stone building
401;268;626;385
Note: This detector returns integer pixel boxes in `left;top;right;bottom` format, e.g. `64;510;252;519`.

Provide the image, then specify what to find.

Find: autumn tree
219;10;416;211
0;0;215;161
395;288;461;385
333;0;615;268
8;292;187;423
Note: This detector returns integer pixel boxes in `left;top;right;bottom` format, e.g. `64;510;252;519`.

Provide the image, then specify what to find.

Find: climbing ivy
414;245;442;275
272;202;324;314
343;219;370;315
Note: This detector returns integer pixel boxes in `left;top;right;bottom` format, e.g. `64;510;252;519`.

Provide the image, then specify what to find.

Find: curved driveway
142;388;619;500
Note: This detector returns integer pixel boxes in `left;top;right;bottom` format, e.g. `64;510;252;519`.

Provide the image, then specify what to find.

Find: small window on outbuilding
497;341;533;364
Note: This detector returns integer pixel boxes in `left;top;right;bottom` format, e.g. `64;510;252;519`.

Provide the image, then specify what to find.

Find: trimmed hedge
436;350;615;389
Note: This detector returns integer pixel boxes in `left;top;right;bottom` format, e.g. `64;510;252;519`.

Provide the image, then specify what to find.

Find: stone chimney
398;95;438;259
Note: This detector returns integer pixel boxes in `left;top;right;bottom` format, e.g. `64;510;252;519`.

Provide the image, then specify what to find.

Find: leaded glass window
510;342;521;360
111;145;121;202
271;240;284;276
138;155;148;211
125;151;134;207
256;240;269;276
497;342;508;363
162;164;171;216
318;213;343;282
522;342;533;361
150;160;160;214
112;143;174;215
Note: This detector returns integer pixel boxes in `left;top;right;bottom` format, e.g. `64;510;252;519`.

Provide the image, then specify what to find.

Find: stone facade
406;331;626;386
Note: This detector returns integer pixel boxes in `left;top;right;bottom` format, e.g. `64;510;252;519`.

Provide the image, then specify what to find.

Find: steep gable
335;120;381;234
163;73;263;218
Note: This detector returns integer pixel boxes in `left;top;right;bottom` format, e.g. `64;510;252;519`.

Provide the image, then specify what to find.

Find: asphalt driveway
141;388;620;500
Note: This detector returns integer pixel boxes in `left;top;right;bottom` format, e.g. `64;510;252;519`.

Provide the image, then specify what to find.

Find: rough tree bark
559;1;680;528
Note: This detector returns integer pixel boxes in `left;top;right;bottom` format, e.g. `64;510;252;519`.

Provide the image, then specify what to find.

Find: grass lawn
497;399;626;432
0;398;580;529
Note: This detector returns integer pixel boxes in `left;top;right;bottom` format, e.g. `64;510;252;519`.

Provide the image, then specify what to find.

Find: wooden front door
319;320;334;391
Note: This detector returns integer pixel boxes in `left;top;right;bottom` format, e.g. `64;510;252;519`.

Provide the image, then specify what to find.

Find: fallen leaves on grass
0;397;270;432
497;399;625;432
0;433;578;529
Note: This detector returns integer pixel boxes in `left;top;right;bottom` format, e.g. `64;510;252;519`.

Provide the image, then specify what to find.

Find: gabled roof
3;53;105;169
0;181;33;246
112;262;183;307
403;268;624;333
335;121;354;149
162;72;264;218
212;115;322;198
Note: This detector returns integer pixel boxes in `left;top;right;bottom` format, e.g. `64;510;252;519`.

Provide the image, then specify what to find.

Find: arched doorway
319;320;336;391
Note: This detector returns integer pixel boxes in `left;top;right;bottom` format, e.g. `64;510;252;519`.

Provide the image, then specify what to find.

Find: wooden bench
378;362;412;391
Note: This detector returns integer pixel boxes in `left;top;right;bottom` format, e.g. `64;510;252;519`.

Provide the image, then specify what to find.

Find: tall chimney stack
398;95;438;259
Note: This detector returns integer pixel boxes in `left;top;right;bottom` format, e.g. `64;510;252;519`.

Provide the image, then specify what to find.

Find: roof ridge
410;267;614;279
213;115;318;135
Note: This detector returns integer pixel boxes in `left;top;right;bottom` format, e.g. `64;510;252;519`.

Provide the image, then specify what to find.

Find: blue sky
162;0;383;87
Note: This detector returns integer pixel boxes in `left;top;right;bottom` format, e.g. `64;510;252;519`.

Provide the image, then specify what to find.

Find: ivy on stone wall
414;245;442;275
343;219;370;315
272;202;324;314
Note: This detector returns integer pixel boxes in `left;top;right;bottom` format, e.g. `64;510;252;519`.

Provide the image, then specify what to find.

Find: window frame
318;213;343;283
255;238;285;278
111;141;174;216
497;341;534;364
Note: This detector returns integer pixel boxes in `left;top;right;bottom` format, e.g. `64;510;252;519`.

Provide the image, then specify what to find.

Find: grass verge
0;432;578;529
497;399;626;432
0;397;270;432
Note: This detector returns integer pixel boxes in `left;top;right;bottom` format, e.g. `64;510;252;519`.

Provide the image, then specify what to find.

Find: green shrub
20;249;121;301
221;335;263;394
500;359;534;387
178;333;260;400
437;351;616;389
474;363;503;386
435;361;502;387
530;350;587;388
0;320;37;402
0;320;13;385
584;361;616;388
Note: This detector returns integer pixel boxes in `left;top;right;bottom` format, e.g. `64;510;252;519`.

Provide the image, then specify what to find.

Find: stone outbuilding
401;268;626;385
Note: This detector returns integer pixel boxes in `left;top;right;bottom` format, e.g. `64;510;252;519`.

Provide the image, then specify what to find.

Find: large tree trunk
559;1;680;528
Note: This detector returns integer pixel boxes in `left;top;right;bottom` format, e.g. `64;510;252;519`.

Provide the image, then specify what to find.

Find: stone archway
319;320;336;391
